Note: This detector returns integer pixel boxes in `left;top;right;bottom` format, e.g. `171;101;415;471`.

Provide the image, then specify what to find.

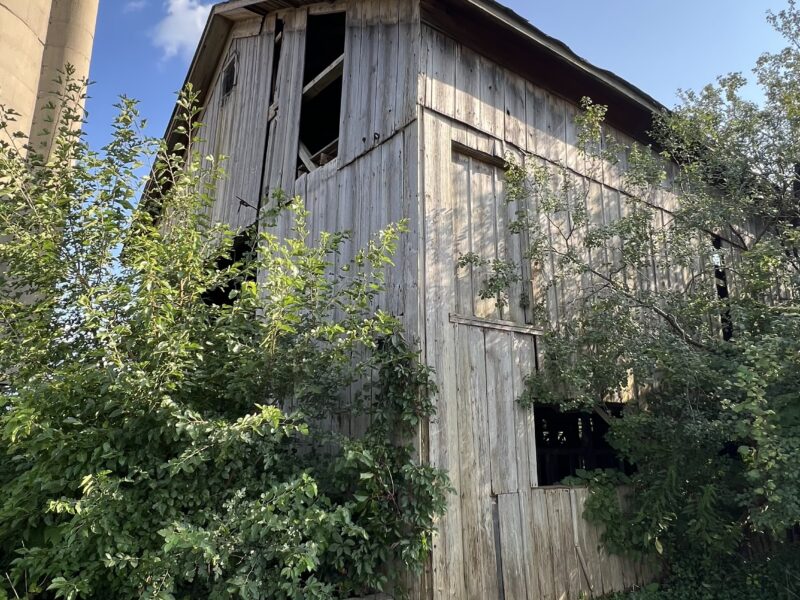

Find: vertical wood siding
196;6;676;598
339;0;419;166
196;17;275;230
419;21;671;599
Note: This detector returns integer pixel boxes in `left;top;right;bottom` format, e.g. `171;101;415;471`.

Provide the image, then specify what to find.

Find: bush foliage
464;3;800;597
0;83;448;599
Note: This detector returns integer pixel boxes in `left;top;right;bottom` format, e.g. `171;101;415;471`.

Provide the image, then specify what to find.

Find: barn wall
418;22;671;598
192;4;684;598
195;16;275;230
195;0;422;327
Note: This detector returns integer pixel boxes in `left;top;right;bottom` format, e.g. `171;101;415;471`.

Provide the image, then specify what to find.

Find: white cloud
123;1;147;13
153;0;213;61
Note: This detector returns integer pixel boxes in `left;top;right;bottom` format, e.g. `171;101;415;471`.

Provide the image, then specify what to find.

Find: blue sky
83;0;787;150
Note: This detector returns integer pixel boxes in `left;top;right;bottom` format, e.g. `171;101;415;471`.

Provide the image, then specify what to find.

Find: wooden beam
308;1;346;15
302;53;344;100
298;142;315;171
310;137;339;164
449;313;544;336
452;140;507;170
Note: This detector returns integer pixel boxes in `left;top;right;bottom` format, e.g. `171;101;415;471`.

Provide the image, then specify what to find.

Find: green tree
470;3;800;597
0;81;448;599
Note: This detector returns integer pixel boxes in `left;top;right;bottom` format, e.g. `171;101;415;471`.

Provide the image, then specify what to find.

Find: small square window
222;55;237;101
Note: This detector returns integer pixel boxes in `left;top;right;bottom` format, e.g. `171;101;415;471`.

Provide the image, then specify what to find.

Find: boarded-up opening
451;148;532;325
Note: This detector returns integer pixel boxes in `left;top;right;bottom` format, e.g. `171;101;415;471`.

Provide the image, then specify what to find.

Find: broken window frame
221;52;239;105
296;11;346;176
533;402;630;487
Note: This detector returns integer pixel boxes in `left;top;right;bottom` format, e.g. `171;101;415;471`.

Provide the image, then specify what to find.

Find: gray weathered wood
485;329;518;494
449;313;544;336
529;489;556;599
455;324;500;600
498;493;529;600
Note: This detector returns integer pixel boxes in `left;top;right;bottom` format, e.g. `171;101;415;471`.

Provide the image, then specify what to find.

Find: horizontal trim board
450;313;544;336
451;140;507;169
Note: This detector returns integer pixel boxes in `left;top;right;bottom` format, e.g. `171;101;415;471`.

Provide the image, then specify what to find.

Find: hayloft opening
534;403;629;486
297;12;346;175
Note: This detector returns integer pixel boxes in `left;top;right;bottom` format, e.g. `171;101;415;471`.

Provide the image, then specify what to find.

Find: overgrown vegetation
0;81;448;599
467;3;800;598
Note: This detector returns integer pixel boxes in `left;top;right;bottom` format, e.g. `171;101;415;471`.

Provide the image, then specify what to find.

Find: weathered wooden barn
165;0;675;597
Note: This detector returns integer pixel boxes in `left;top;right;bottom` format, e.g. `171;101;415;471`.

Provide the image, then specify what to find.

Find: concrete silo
0;0;99;156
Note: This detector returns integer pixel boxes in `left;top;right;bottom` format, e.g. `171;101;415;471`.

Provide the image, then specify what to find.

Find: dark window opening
269;20;284;107
535;403;630;486
297;12;345;175
712;235;733;341
222;55;237;102
302;13;346;85
202;226;257;307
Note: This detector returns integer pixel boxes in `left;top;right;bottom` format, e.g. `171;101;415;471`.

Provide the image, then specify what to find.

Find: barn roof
163;0;667;152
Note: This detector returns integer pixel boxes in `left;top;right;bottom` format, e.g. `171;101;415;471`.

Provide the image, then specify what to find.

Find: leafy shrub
0;84;448;599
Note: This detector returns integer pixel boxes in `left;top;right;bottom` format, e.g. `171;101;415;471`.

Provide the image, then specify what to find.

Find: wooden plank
422;110;466;600
605;186;628;290
456;325;500;600
587;180;608;282
599;489;626;594
485;329;518;494
512;333;537;491
230;15;264;38
569;488;595;598
493;162;512;321
498;493;529;600
402;124;422;342
451;151;474;316
565;102;582;174
546;488;581;600
471;157;500;319
617;488;638;591
368;143;385;311
572;488;603;596
302;53;344;100
405;119;429;600
382;130;404;317
504;70;527;150
451;140;506;171
281;10;307;193
449;313;544;336
517;492;540;600
381;0;401;139
560;176;583;319
529;489;556;599
479;53;505;140
298;141;315;172
546;162;565;324
423;26;457;117
545;92;567;166
454;44;481;129
526;81;547;158
263;9;306;198
307;0;347;15
356;0;380;159
339;2;364;165
397;0;419;133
